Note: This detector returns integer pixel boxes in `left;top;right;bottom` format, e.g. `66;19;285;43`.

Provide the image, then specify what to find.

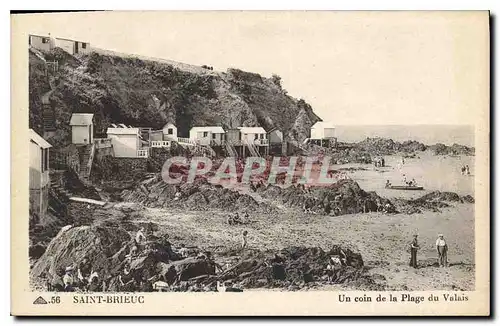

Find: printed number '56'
51;296;60;304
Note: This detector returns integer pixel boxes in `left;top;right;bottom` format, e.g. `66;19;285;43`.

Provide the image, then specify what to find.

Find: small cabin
162;123;178;142
149;130;164;142
29;34;55;52
189;126;226;146
238;127;269;146
70;113;94;145
55;37;91;55
310;121;336;140
268;128;283;144
107;126;142;158
29;129;52;221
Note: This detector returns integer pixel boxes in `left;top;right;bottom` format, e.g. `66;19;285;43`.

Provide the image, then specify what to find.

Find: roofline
29;131;52;148
107;128;140;134
237;127;267;133
55;37;89;43
190;127;226;132
29;34;50;39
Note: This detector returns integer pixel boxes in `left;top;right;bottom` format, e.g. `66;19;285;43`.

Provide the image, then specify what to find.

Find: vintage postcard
11;11;490;316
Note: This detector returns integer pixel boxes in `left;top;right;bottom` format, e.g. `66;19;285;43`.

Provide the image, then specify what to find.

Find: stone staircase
77;143;96;183
244;139;260;157
203;145;217;157
50;179;73;203
225;141;238;157
42;103;56;132
41;76;58;135
49;171;73;213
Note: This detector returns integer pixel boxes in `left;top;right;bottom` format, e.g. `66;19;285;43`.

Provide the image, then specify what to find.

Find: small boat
387;185;424;191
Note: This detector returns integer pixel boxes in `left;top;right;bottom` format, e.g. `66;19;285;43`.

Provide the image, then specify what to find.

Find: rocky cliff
29;47;321;145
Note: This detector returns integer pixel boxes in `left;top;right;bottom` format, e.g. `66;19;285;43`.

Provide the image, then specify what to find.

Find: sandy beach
116;151;475;291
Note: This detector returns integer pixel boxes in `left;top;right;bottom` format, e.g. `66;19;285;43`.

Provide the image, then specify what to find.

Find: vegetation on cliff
29;47;321;145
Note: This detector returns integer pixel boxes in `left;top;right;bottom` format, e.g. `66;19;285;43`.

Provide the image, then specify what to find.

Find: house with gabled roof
29;129;52;222
55;37;91;55
70;113;94;145
238;127;269;146
189;126;226;146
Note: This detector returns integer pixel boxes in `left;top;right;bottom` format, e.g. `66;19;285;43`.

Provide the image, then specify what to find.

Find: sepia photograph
11;10;490;316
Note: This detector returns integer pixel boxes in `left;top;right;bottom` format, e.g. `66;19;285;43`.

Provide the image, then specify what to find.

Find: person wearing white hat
63;266;75;292
436;234;448;267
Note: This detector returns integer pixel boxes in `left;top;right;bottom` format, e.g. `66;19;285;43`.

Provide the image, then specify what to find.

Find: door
88;125;91;144
75;42;79;54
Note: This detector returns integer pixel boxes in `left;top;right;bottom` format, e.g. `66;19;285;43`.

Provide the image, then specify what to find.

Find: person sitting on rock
339;249;348;266
233;213;242;224
87;272;102;292
165;265;178;286
303;197;315;213
62;266;75;292
376;199;383;212
128;245;138;259
139;275;153;292
325;262;334;283
242;212;249;224
77;257;93;289
196;251;208;260
178;244;189;258
328;256;343;283
135;227;146;248
118;266;134;291
48;268;65;292
202;251;224;274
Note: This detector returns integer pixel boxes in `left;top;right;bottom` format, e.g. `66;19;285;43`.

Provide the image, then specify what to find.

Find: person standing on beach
409;234;420;268
436;234;448;267
241;230;248;251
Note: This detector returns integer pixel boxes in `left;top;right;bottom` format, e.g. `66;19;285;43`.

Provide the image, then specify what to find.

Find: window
260;134;265;139
42;38;49;44
212;133;216;139
41;148;48;172
203;132;208;137
40;149;44;172
44;149;49;171
168;128;173;135
254;134;258;140
82;43;87;49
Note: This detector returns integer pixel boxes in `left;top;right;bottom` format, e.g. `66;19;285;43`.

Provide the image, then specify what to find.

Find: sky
16;11;487;145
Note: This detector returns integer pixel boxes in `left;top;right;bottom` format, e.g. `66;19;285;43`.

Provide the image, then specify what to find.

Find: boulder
31;225;131;282
166;257;216;281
